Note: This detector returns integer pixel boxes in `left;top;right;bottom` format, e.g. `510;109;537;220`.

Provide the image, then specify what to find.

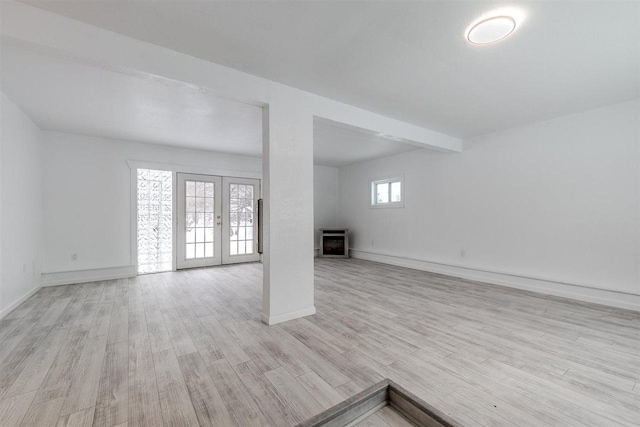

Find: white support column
261;102;315;325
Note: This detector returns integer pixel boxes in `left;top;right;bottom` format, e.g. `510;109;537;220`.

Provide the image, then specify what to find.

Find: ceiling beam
1;0;462;153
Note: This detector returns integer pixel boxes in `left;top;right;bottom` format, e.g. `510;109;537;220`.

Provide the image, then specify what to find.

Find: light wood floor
1;259;639;427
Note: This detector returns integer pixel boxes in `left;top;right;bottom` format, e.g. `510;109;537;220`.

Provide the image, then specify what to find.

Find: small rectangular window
371;175;404;208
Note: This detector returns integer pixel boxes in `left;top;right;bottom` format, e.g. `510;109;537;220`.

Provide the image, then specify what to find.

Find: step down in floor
296;379;460;427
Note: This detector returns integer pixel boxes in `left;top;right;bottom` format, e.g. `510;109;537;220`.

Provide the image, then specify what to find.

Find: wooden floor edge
296;378;461;427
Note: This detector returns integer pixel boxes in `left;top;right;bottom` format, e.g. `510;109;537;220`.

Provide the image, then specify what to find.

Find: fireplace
320;229;349;258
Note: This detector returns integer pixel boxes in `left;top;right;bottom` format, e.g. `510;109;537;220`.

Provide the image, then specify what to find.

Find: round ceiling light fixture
467;15;517;45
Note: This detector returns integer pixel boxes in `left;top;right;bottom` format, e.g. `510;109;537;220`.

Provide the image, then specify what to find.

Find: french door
177;173;223;269
222;177;260;264
176;173;260;269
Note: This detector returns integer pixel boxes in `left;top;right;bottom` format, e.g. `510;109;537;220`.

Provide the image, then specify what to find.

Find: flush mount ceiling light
467;15;517;45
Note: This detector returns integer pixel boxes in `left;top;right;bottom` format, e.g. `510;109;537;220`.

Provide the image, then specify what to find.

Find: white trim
127;160;262;180
130;166;138;271
349;249;640;312
261;306;317;325
42;265;136;287
0;285;42;320
172;171;178;271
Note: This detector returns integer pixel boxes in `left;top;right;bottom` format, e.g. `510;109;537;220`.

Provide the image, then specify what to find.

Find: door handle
258;198;263;254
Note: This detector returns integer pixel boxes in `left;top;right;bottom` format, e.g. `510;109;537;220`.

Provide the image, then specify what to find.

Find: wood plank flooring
1;258;639;426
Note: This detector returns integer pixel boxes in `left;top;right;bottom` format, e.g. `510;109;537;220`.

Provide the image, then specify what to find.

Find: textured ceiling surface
1;41;417;166
20;0;640;137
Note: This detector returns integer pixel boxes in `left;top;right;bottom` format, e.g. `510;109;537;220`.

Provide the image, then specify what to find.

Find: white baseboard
42;265;136;287
0;284;42;320
262;306;316;325
350;249;640;312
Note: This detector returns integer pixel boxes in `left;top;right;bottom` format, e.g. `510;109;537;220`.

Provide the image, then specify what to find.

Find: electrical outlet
460;250;466;258
71;253;78;261
22;263;27;274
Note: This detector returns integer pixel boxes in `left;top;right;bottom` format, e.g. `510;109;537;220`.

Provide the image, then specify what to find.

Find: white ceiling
1;41;263;157
1;41;417;166
19;0;640;138
313;123;421;167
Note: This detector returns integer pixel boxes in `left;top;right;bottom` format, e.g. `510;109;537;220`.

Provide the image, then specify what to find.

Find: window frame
370;174;404;209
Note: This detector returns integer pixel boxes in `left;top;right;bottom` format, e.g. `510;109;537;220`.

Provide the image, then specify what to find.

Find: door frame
222;176;261;264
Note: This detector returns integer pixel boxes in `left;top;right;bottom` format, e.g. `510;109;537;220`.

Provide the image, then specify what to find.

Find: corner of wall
0;92;45;318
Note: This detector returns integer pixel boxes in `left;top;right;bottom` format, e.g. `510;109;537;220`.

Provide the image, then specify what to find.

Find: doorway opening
136;168;260;274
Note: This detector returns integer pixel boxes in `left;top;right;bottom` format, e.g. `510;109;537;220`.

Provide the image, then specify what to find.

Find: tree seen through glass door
229;184;254;255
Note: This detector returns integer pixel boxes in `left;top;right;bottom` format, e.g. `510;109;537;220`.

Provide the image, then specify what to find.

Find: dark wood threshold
296;379;461;427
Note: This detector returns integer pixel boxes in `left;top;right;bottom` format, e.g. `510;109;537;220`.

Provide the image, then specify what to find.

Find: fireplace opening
324;236;345;255
319;229;349;258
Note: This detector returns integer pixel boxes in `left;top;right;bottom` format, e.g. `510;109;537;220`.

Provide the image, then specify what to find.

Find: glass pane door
176;173;222;269
222;177;260;264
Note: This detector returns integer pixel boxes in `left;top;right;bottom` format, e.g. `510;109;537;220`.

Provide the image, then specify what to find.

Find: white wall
42;131;262;278
313;165;340;251
0;93;44;317
339;100;640;308
41;130;341;280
